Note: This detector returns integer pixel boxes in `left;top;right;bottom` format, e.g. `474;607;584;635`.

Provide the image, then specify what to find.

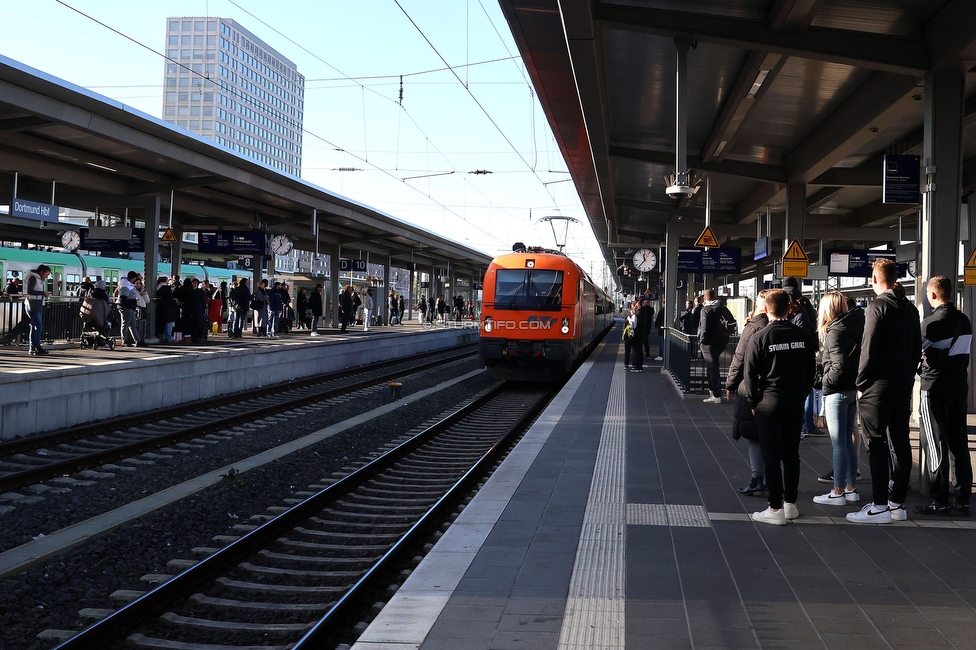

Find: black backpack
705;304;737;339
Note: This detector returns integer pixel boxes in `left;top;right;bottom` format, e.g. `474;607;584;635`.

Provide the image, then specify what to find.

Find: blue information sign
677;248;741;273
80;228;146;252
827;250;909;278
199;231;267;255
883;154;920;204
11;198;59;222
754;236;769;261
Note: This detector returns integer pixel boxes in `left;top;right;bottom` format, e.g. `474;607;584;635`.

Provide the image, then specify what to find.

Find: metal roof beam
617;196;736;223
593;1;931;76
806;186;843;211
849;200;918;227
768;0;826;33
809;168;882;187
609;144;788;184
0;115;48;132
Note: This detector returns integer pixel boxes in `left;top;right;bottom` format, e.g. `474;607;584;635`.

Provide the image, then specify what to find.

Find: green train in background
0;247;236;297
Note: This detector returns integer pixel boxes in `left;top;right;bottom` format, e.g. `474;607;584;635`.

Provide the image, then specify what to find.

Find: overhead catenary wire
51;0;508;248
226;0;527;229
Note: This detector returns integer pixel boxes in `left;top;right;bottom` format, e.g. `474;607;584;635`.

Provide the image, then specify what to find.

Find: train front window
494;269;563;310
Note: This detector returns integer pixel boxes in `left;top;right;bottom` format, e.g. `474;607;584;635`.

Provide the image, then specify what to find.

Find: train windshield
494;269;564;310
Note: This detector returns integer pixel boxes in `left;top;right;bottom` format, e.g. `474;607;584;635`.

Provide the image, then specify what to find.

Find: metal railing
1;297;115;344
664;327;739;394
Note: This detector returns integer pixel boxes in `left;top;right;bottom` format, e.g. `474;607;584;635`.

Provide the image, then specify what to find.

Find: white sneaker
888;501;907;521
813;491;847;506
752;506;786;526
846;502;891;524
702;396;722;404
844;488;860;503
310;332;320;337
782;502;799;520
654;356;663;361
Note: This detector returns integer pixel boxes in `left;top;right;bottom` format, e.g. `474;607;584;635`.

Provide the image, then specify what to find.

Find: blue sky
0;0;608;279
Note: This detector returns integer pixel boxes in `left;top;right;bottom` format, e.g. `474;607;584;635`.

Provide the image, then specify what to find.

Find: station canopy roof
498;0;976;275
0;55;492;275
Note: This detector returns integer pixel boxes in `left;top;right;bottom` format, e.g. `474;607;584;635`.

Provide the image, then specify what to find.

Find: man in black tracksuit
744;289;815;525
916;275;972;516
847;258;921;524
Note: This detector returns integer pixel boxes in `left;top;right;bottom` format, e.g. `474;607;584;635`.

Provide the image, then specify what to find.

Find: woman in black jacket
725;289;770;495
812;292;864;507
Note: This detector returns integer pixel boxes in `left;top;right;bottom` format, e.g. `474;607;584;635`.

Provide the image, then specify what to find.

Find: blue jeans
824;390;858;489
268;309;279;335
232;310;246;337
161;322;175;342
27;308;43;350
803;389;817;430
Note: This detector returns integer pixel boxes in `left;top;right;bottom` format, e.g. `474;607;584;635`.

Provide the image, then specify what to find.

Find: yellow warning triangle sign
966;246;976;269
161;228;177;243
783;238;808;261
694;225;720;248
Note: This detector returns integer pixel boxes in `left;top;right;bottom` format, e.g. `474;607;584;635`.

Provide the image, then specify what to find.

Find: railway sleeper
320;507;416;522
363;480;453;494
276;538;386;554
343;493;437;506
292;526;401;542
128;633;289;650
332;498;430;512
306;517;412;532
190;593;331;613
159;611;311;633
214;576;347;594
366;476;455;487
258;550;374;568
238;562;365;580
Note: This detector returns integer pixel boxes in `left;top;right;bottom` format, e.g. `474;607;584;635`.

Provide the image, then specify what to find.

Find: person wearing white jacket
363;288;374;331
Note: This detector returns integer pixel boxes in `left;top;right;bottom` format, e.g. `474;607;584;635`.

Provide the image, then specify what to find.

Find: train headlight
484;317;493;333
561;318;570;334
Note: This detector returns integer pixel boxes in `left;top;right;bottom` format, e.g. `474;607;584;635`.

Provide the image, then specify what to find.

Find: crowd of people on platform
712;260;971;526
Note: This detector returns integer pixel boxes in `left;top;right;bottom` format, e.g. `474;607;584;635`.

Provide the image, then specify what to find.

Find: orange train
478;246;615;381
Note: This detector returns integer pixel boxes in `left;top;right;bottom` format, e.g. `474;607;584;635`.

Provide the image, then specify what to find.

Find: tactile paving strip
558;352;626;650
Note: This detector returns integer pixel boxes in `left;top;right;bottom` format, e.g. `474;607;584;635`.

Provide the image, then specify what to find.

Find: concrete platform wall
1;329;478;439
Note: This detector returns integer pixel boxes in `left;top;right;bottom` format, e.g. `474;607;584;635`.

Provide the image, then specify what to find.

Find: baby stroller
79;290;117;350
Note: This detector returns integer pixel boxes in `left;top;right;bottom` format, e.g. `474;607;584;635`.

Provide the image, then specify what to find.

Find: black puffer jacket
821;307;863;395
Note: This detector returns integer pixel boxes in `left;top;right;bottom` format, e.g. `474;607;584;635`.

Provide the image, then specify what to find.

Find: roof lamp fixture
745;69;770;99
86;162;118;173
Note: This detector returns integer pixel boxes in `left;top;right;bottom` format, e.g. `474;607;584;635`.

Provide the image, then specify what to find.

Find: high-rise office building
162;17;304;177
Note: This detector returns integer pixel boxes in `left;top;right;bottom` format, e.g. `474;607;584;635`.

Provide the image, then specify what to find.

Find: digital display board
827;250;910;278
80;228;146;252
677;248;741;273
198;231;267;256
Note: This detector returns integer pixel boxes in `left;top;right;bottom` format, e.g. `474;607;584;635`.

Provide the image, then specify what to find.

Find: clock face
271;234;293;255
62;230;80;251
633;248;657;272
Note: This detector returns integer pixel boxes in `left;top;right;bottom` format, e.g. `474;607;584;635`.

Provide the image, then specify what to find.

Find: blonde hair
752;289;770;317
817;291;848;340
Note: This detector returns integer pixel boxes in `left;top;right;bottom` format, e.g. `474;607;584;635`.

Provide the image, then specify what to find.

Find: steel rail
51;382;549;650
0;344;476;492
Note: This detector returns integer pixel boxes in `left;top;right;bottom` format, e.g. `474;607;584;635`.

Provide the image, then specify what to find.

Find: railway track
50;382;555;650
0;344;477;493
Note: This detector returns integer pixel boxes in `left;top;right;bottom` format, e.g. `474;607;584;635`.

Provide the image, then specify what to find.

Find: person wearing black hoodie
725;289;770;495
631;297;653;372
847;258;921;524
811;291;864;508
916;275;972;516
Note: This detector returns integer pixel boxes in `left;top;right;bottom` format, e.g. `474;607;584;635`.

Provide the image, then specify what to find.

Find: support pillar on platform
385;256;394;324
921;72;964;316
328;244;341;328
144;196;161;343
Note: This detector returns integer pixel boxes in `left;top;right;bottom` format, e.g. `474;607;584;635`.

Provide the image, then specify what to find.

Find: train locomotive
478;245;614;381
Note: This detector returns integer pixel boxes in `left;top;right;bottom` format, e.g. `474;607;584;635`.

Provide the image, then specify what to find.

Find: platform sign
782;238;809;277
694;225;720;248
965;247;976;286
199;231;267;256
11;198;58;223
754;236;769;261
238;256;254;270
339;259;367;272
80;227;146;252
677;248;741;273
883;154;921;204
